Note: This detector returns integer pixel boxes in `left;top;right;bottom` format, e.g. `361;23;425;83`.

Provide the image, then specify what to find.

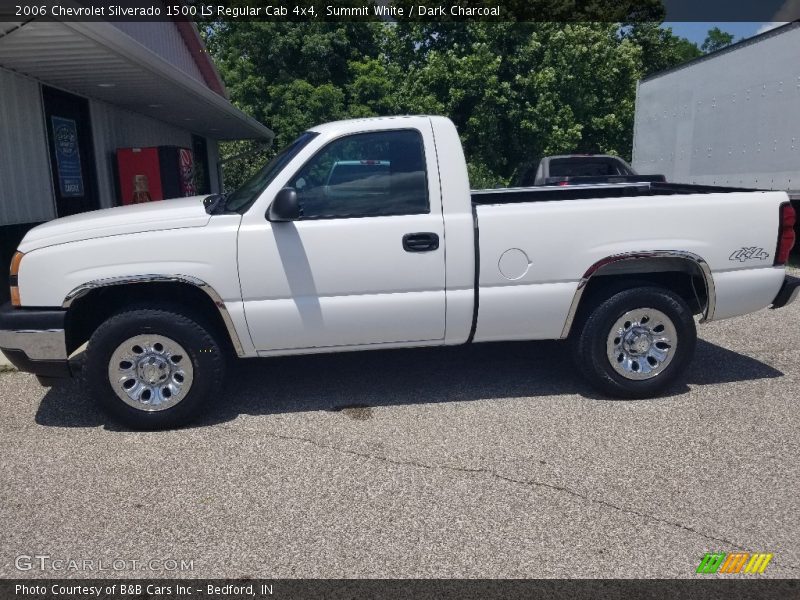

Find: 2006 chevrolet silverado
1;116;798;428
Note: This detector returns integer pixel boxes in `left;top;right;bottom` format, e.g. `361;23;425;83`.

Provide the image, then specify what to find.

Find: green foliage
701;27;736;54
203;21;704;191
468;162;509;190
620;23;702;77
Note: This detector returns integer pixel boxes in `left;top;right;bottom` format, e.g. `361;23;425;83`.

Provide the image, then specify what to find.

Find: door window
289;130;428;219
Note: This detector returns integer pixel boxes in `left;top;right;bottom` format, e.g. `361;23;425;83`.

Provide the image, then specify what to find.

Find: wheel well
568;257;710;337
64;282;236;357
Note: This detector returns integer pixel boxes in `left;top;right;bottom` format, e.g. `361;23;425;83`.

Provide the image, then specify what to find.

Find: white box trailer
632;22;800;200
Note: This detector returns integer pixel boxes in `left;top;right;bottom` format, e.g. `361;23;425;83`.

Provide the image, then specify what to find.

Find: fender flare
560;250;716;338
62;274;246;357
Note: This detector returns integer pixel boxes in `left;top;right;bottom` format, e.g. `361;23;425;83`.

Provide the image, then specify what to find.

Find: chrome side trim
559;250;716;339
62;274;246;357
0;329;67;361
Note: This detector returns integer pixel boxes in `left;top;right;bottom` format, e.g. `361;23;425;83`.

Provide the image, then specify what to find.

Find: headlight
9;251;23;307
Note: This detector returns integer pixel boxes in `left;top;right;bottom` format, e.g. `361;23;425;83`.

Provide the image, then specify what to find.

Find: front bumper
0;302;71;378
770;275;800;310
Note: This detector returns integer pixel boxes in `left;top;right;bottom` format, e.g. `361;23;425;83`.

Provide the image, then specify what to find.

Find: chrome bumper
0;303;70;378
0;328;67;361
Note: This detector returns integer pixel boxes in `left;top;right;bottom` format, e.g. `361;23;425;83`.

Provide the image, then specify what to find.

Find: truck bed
469;184;789;344
471;181;757;205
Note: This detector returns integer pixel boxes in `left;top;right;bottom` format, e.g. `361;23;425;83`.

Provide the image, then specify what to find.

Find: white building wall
0;67;56;225
207;138;222;193
89;99;195;208
2;71;223;226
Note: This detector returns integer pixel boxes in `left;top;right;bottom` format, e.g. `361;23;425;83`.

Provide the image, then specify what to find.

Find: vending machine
116;146;196;205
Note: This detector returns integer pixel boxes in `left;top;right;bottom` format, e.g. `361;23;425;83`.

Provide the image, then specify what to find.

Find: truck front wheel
84;308;226;429
572;286;697;398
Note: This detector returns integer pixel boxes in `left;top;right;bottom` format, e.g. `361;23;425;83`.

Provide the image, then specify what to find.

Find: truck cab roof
308;115;435;136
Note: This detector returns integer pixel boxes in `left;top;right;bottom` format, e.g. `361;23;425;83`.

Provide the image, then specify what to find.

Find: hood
18;196;212;252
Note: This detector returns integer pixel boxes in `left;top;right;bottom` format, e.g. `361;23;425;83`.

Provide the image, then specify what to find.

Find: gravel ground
0;284;798;579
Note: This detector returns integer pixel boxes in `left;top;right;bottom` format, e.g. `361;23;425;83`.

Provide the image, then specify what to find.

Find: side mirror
266;188;300;222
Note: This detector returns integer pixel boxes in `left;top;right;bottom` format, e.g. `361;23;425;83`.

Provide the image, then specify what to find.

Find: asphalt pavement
1;286;798;579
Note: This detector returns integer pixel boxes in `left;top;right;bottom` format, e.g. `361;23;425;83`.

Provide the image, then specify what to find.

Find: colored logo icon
696;552;773;574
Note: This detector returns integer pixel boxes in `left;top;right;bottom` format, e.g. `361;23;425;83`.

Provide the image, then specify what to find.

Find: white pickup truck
2;116;798;429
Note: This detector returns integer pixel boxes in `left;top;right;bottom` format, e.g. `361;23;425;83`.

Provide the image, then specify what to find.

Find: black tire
84;307;226;429
572;286;696;399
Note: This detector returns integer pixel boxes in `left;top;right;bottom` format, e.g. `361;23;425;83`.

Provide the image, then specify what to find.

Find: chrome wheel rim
108;334;193;411
606;308;677;380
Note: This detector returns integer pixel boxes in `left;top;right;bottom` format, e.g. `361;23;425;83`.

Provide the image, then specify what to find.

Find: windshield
226;131;318;213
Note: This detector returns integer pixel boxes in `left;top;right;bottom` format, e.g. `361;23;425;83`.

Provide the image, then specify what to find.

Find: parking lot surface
1;287;798;579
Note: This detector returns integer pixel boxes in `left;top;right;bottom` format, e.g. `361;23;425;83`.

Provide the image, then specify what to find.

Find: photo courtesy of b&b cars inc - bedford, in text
0;0;798;598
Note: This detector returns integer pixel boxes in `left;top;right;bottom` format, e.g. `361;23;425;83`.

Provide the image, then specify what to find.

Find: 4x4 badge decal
729;247;770;262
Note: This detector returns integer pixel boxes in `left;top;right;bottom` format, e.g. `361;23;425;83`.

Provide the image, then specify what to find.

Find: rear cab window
549;157;633;178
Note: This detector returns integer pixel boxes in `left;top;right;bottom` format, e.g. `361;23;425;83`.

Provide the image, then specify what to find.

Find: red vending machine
116;146;196;205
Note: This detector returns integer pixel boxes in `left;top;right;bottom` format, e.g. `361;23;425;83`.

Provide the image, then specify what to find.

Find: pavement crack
257;428;799;573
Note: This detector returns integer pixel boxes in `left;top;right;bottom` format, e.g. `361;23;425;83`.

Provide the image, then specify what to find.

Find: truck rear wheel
572;286;696;398
84;307;226;429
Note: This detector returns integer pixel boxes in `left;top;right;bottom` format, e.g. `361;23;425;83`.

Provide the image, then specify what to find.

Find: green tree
382;23;642;181
701;27;735;53
202;22;384;189
204;21;706;191
621;23;701;77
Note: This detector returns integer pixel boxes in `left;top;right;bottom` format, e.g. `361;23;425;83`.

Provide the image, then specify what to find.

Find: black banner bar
1;0;799;22
2;579;800;600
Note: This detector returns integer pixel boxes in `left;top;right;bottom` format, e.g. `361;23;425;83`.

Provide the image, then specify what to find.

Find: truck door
238;127;446;352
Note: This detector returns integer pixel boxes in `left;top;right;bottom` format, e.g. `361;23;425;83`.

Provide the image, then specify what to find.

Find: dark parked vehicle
515;154;666;187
